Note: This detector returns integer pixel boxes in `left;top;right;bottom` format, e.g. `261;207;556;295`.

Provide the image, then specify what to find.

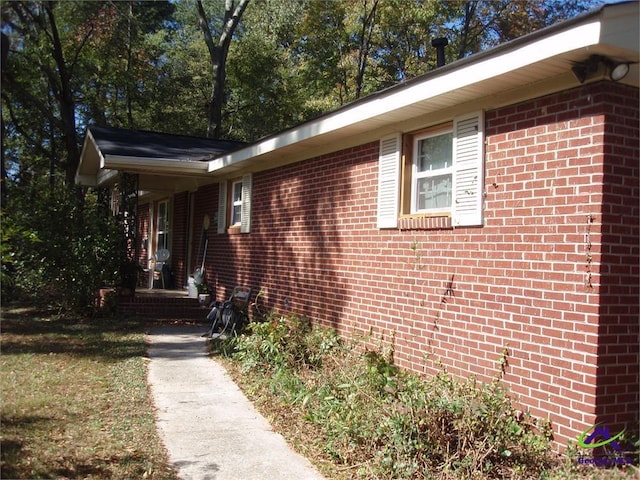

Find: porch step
117;291;210;320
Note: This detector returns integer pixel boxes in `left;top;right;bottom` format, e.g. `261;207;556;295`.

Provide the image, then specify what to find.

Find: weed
215;312;617;479
231;311;341;372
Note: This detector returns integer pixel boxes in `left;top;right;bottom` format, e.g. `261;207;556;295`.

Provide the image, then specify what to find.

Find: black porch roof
88;125;245;161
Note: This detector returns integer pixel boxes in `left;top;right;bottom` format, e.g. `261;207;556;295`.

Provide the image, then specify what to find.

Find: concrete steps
117;289;210;321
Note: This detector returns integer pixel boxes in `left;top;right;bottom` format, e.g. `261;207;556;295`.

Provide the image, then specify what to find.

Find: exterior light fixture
572;55;632;84
609;61;630;81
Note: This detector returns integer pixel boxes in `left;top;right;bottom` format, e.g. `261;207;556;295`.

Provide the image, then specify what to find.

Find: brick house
77;2;639;448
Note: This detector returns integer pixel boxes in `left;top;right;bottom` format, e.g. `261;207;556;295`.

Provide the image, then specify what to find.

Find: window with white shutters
217;173;253;234
377;112;484;229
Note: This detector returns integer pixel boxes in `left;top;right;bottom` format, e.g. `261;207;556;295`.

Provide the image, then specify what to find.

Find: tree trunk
355;0;379;99
458;1;477;59
44;2;79;186
1;32;9;209
196;0;250;139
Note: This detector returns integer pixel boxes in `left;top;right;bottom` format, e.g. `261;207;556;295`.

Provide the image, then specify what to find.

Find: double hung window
230;180;243;226
377;111;484;229
412;130;453;214
157;200;170;250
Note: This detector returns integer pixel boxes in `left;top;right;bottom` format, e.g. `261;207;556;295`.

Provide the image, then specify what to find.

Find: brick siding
193;81;638;448
594;85;640;436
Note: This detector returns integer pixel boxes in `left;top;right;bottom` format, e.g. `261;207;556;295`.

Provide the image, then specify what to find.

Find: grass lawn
1;307;178;480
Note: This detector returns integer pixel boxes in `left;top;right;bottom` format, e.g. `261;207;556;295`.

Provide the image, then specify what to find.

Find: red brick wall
192;184;218;289
594;84;639;435
199;81;638;448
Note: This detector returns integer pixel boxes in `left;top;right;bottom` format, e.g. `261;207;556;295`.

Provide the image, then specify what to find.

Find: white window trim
411;129;453;215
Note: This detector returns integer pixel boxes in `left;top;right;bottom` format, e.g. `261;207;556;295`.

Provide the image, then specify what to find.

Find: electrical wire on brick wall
585;214;594;288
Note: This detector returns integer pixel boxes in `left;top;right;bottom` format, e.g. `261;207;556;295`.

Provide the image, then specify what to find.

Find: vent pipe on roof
431;37;449;68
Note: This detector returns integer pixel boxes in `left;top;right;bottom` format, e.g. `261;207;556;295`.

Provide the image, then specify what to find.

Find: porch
117;288;210;321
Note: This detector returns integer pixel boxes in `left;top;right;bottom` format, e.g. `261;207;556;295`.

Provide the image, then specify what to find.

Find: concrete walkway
147;324;326;480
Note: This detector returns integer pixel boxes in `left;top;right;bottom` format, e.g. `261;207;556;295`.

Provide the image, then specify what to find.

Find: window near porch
217;173;253;234
230;180;243;226
157;200;170;250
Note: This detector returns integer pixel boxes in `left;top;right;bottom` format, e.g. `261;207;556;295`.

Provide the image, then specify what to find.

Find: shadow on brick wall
594;84;639;437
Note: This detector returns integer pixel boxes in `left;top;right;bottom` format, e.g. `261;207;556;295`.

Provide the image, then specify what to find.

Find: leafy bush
2;186;124;309
232;312;342;372
219;313;566;479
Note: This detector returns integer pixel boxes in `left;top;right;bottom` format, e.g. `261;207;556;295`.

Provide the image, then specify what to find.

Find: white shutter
377;134;401;229
452;112;484;227
240;173;252;233
217;181;227;234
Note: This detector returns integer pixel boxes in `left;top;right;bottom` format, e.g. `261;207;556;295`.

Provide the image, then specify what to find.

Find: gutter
206;5;617;174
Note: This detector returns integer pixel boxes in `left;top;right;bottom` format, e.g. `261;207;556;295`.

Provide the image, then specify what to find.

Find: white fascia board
77;129;97;175
102;155;209;174
208;19;602;174
96;168;119;186
76;129;104;182
75;172;97;186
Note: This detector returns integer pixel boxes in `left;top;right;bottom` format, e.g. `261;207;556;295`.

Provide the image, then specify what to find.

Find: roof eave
75;129;102;186
207;2;638;177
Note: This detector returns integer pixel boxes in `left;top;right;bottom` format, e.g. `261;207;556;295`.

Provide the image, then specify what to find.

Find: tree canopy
1;0;602;307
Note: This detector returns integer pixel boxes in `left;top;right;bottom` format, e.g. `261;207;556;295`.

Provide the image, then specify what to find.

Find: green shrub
231;312;341;372
2;187;124;309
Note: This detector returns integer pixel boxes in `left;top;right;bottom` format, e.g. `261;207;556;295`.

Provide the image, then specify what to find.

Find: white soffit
102;155;209;176
208;19;604;173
